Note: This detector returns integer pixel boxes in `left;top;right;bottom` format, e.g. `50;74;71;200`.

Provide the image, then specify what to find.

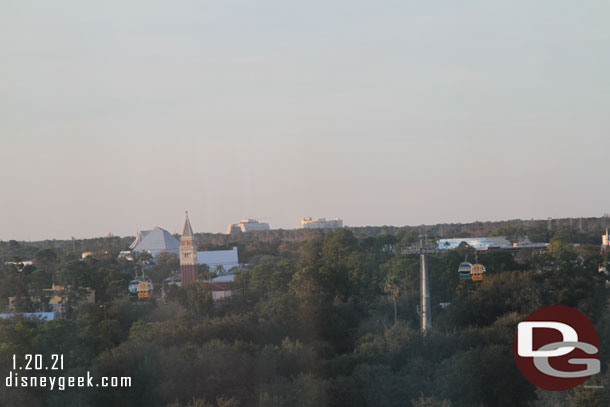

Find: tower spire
180;210;197;286
182;210;193;238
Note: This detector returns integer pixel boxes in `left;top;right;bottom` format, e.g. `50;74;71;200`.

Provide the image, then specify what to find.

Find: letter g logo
513;306;600;391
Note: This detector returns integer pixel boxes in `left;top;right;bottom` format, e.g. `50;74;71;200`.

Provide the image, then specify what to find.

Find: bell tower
180;211;197;287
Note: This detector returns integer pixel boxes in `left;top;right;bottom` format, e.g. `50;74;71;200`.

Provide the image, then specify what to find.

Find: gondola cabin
128;280;140;298
129;279;153;299
137;280;153;299
458;262;473;280
470;264;485;281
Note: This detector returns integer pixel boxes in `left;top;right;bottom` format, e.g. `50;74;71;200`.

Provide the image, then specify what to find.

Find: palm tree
383;278;400;324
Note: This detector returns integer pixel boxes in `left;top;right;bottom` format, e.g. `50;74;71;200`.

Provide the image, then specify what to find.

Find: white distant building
197;246;240;274
437;236;547;251
437;236;513;250
227;219;270;234
0;312;55;321
300;217;343;229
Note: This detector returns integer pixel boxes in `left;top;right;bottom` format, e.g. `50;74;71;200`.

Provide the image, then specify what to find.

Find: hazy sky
1;1;609;241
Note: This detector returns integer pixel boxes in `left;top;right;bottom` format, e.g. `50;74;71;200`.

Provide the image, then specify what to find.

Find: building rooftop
182;211;194;238
300;217;343;229
197;247;239;272
130;227;180;255
227;219;270;234
437;236;546;251
211;274;236;282
0;312;55;321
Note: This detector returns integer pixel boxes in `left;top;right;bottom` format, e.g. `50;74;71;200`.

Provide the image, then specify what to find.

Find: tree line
0;228;609;406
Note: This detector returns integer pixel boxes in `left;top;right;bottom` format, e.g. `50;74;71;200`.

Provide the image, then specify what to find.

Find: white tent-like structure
130;227;181;258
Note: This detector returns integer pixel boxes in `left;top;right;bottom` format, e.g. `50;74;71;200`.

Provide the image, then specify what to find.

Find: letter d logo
518;321;577;357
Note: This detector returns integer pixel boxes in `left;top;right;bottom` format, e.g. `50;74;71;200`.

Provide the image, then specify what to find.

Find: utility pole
403;235;439;333
99;304;107;324
420;241;431;332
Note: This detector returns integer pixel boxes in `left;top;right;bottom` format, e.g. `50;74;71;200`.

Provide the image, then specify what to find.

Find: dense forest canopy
0;218;609;406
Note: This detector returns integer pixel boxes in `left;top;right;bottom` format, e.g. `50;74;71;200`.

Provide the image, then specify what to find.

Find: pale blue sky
1;1;609;240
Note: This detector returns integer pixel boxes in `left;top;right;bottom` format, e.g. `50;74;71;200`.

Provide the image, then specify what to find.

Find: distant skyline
2;1;610;241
